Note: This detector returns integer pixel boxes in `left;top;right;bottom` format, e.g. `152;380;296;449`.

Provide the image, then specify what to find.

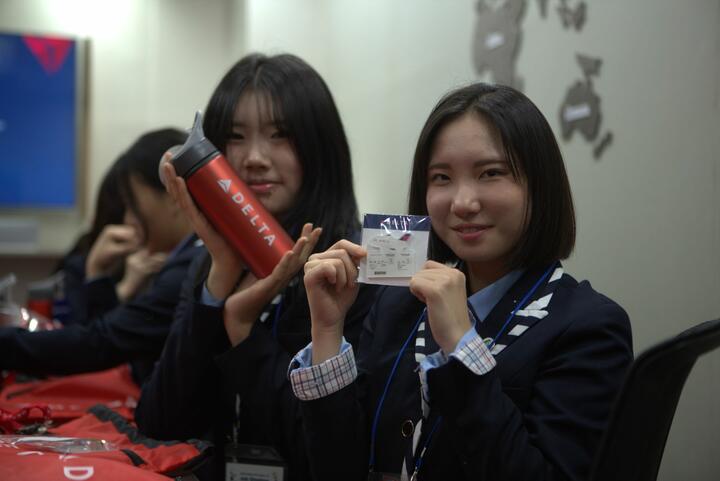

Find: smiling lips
452;223;491;241
247;180;278;194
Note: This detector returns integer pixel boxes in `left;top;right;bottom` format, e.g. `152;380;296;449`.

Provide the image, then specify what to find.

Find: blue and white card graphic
358;214;430;286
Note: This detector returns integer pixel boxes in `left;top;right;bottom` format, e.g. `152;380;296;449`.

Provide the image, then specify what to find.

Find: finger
100;225;138;243
422;260;452;270
330;258;348;292
409;275;433;304
145;254;168;270
308;241;366;264
318;258;350;291
110;231;143;248
325;239;367;262
160;161;177;195
299;227;323;261
263;246;305;292
173;174;218;240
303;260;339;288
333;249;356;288
290;235;309;258
149;252;168;263
307;248;357;286
299;222;313;239
292;223;314;260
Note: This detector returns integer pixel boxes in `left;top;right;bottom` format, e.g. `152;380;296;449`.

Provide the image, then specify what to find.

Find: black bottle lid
171;111;220;178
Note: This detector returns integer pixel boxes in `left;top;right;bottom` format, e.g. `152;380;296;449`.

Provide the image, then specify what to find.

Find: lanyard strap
368;263;556;474
369;308;426;470
410;416;442;481
484;263;557;349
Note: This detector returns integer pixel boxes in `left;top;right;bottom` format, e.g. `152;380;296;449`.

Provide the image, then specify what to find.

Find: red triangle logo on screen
22;35;73;74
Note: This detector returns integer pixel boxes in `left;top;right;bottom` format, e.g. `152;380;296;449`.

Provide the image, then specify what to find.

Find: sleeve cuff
419;325;480;372
200;282;224;307
288;339;357;401
449;334;497;375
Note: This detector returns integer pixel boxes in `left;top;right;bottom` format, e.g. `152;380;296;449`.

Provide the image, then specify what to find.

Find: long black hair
115;128;188;236
203;53;359;251
63;161;126;261
408;83;575;269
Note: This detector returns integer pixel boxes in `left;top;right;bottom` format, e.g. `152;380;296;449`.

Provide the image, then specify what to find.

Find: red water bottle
169;112;294;278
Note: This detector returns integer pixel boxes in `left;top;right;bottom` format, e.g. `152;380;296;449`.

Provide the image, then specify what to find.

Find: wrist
311;324;344;365
85;261;104;279
225;320;254;347
116;281;131;302
208;262;242;299
439;323;472;354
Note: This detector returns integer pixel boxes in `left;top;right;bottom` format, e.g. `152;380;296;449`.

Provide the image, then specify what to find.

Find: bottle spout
167;111;220;178
187;111;206;147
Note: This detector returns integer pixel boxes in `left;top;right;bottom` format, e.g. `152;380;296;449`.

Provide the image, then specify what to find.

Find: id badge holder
225;443;286;481
358;214;431;287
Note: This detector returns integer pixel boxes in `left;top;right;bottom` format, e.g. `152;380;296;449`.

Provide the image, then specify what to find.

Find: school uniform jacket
298;264;633;481
52;252;121;326
0;236;202;385
135;250;379;481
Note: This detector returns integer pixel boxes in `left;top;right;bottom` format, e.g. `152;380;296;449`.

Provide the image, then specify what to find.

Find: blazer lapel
475;263;564;356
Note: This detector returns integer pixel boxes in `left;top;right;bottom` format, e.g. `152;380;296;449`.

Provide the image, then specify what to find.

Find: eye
227;131;244;142
429;172;450;184
270;129;289;139
480;168;506;179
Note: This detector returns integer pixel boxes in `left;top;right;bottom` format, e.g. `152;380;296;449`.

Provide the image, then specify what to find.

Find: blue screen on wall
0;32;80;208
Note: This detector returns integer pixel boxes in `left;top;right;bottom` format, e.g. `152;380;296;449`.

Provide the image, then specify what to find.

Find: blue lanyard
409;416;442;480
484;263;556;349
368;308;426;470
367;263;556;474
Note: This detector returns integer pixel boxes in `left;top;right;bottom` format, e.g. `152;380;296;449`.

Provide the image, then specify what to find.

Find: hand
86;225;141;278
222;223;322;346
115;248;168;301
303;240;367;364
409;261;471;354
160;157;242;299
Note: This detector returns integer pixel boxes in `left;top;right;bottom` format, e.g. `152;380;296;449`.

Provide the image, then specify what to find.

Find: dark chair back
589;319;720;481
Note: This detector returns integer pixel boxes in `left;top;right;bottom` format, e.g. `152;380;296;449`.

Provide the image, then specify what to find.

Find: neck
163;223;194;253
466;260;510;294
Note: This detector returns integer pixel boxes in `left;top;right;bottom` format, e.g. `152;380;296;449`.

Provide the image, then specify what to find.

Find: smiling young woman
290;83;632;481
135;53;379;481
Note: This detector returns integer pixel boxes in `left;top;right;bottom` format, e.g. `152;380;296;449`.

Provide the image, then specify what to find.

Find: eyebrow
231;120;285;129
427;159;507;170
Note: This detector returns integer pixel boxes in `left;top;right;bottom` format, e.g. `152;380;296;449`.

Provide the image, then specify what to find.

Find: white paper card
358;214;430;287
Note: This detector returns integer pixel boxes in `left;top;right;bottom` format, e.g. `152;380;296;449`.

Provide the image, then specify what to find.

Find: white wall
1;0;719;478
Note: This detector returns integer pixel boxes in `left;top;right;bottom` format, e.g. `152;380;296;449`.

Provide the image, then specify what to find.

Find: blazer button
401;419;414;438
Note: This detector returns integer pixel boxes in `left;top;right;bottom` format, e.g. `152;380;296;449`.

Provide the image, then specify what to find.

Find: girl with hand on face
135;53;378;481
57;161;166;325
0;129;200;382
291;83;633;481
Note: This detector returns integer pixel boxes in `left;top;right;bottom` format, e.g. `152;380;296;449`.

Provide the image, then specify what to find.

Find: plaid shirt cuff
450;334;497;375
289;344;358;401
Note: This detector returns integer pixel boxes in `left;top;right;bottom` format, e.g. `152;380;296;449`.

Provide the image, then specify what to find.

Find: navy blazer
300;265;633;481
52;252;122;325
135;250;380;481
0;236;202;384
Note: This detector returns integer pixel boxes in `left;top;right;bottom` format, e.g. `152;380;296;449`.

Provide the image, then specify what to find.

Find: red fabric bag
0;444;172;481
0;365;140;424
0;405;211;480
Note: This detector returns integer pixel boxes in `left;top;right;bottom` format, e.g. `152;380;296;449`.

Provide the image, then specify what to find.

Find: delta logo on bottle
217;179;276;246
